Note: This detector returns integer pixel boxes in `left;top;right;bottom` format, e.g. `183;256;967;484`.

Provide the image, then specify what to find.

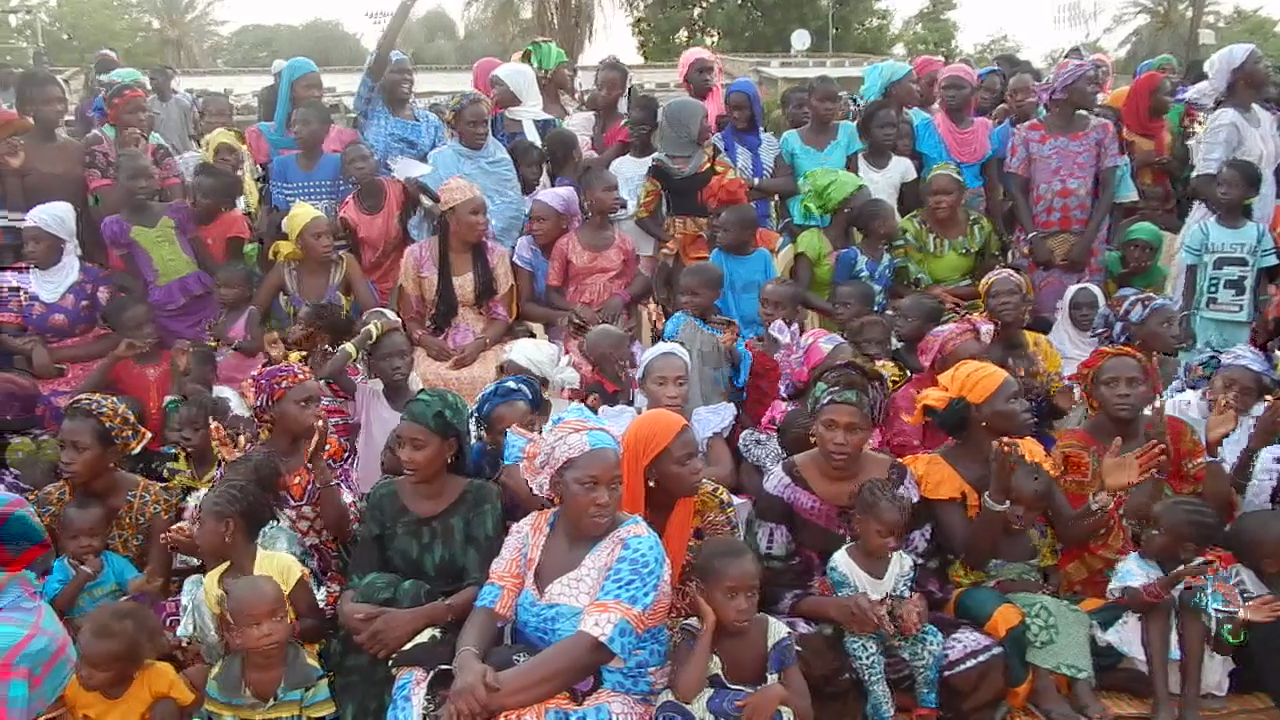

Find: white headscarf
1184;43;1257;108
24;201;81;304
491;62;554;146
634;342;692;412
503;338;581;395
1048;283;1104;377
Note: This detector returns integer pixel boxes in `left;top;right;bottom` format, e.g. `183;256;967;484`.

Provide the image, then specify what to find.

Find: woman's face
297;217;336;261
725;90;755;132
395;420;458;482
381;57;415;102
1091;356;1153;422
983;277;1028;326
1134;306;1181;355
25;83;67;129
976;73;1003;115
489;77;518;111
272;380;324;437
528;200;568;247
887;71;922;108
938;76;974;114
1150;78;1175;116
812;403;873;474
809;86;841;125
454;101;491;150
551;62;575;93
57;417;117;487
200;98;234;135
919;71;940;108
1208;365;1266;413
641;354;690;413
925;174;963;219
1067;289;1100;333
1237;50;1270;93
1066;70;1101;109
21;227;64;270
976;376;1034;437
647;426;703;499
212;144;242;174
554;448;623;537
685;58;715;99
594;67;627;112
290;71;325;106
446;196;490;242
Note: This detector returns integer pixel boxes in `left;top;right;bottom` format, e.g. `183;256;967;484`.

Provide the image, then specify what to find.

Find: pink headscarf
934;63;992;164
677;47;724;127
912;55;946;79
1091;52;1114;93
472;57;502;97
530;187;582;233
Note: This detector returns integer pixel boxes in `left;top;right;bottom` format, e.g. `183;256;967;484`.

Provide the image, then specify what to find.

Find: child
77;295;173;446
62;601;199;719
545;126;583;189
830;280;876;335
1104;497;1236;715
1180;159;1279;352
891;293;945;375
194;479;328;646
338;143;416;305
281;301;361;454
742;278;803;429
854;100;919;217
1047;283;1103;377
211;263;265;389
43;497;155;621
267;101;349;221
202;575;337;719
191;161;253;265
610;93;660;274
709;203;777;338
508;138;547;206
1106;220;1168;295
793;168;867;325
849;316;907;392
656;536;814;720
780;85;810;131
663;262;751;406
578;323;636;408
160;393;228;496
179;345;251;419
833;198;903;312
1222;510;1280;707
513;186;580;340
201;124;261;225
826;477;943;720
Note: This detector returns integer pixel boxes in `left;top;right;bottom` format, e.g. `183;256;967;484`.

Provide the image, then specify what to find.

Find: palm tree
1108;0;1218;73
141;0;222;67
462;0;601;61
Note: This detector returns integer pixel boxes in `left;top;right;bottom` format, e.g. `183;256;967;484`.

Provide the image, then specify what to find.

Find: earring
647;479;656;488
808;430;817;444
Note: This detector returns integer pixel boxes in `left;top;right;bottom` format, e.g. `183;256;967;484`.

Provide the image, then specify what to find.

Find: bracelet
1140;579;1171;603
1221;622;1248;645
982;491;1011;512
339;342;360;362
454;645;482;663
315;479;339;490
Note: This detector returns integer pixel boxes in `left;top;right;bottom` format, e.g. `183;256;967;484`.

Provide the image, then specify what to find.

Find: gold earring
808;430;817;443
647;478;656;488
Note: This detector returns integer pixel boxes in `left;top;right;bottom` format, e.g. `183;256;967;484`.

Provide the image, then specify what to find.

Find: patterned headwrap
1171;344;1278;394
1092;287;1177;346
1037;59;1095;103
925;161;964;185
105;84;148;126
439;176;484;212
507;405;620;498
912;360;1011;425
620;408;697;583
808;360;889;426
912;55;946;80
799;167;866;219
917;316;996;373
402;388;472;475
782;329;849;398
474;375;545;428
0;491;52;576
1071;345;1159;411
65;393;152;455
248;363;314;431
978;267;1033;303
446;92;491;127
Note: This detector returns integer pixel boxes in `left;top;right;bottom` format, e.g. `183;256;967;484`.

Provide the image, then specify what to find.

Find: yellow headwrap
1105;86;1130;110
200;126;260;217
912;359;1011;425
269;202;327;262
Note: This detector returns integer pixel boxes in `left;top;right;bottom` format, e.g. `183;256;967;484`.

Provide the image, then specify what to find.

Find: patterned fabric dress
83;126;183;199
31;479;178;570
892;210;1001;308
353;54;447;174
548;229;640;372
332;478;505;720
669;481;742;621
475;510;672;719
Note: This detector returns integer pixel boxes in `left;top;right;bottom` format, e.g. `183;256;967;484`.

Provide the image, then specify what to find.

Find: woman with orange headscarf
1121;71;1179;221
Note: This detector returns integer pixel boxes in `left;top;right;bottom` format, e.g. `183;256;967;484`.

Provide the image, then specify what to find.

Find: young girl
254;201;378;323
743;278;803;429
547;166;648;372
791;168;869;325
267;101;348;221
201;124;261;225
662;261;750;406
338;142;416;305
1106;220;1167;295
512;186;581;339
62;601;198;719
833;198;904;312
281;301;361;456
508;138;547;209
610;93;660;274
1047;283;1104;377
854;100;920;217
77;295;173;446
210;263;264;389
158;393;225;498
191;161;253;265
1180;159;1278;352
656;536;814;720
544;126;583;189
101;150;219;344
891;292;945;375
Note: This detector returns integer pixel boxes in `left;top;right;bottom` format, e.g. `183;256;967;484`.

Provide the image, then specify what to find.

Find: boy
831;280;876;337
709;203;777;338
892;293;946;374
43;497;157;621
610;93;661;275
664;262;751;406
579;324;637;409
267;101;348;238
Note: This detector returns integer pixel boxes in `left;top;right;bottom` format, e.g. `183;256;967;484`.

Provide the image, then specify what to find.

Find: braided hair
1154;496;1223;550
200;479;278;541
430;210;497;334
853;475;911;523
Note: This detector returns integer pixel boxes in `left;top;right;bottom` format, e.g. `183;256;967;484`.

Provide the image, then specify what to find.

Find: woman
397;177;514;402
443;417;672;719
678;47;724;128
472;57;502;99
489;62;558;148
893;163;1001;309
331;389;506;719
1094;288;1183;389
905;360;1120;719
711;77;779;230
1121;70;1178;224
245;57;360;167
1171;44;1278;300
975;67;1005;117
1047;283;1104;377
912;64;999;218
883;316;994;458
912;55;945;111
31;393;176;577
791;168;870;320
420;94;524;247
522;39;577;120
1007;60;1120;321
756;361;1006;717
0;201;116;412
83;75;183;221
857;59;928;128
1054;345;1234;597
355;5;446;174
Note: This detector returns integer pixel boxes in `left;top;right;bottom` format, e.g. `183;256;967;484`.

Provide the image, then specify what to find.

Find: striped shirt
202;643;336;719
0;573;76;720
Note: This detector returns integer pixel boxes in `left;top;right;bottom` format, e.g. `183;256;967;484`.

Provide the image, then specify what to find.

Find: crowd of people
8;1;1280;717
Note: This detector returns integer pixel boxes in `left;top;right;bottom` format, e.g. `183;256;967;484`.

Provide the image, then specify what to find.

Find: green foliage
1210;6;1280;65
897;0;960;60
219;20;367;68
626;0;712;61
16;0;166;68
461;0;600;62
969;32;1023;67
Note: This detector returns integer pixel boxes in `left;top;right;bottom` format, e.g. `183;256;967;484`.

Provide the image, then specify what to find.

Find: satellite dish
790;29;812;53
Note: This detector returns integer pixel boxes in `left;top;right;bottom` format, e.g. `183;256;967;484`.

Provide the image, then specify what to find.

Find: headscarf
1071;345;1160;409
925;161;964;186
23;201;81;304
808;361;889;426
1048;283;1105;377
1037;59;1094;103
912;55;946;80
255;57;321;157
639;342;692;382
0;491;52;577
269;201;327;262
1104;221;1167;290
512;411;619;499
782;328;848;397
530;186;582;232
1092;287;1177;346
799;167;865;219
978;266;1032;304
502;339;581;394
201;126;260;217
1184;43;1257;108
1220;344;1278;383
438;176;484;212
447;92;492;126
491;62;554;146
474;375;545;427
1171;344;1278;394
270;58;287;75
677;47;724;126
248;363;314;432
1151;54;1180;75
859;60;913;103
65;393;152;455
105;83;147;127
402;388;472;475
523;40;570;75
472;57;503;97
620;408;697;583
1105;86;1131;109
720;78;771;228
1122;71;1170;155
654;96;708;179
934;64;992;164
917;316;996;373
912;360;1011;424
1091;52;1114;93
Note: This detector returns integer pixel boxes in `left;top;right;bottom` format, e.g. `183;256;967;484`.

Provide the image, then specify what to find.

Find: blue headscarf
254;57;321;158
977;66;1003;82
414;134;525;247
719;77;770;229
469;375;546;479
1135;59;1156;78
859;60;912;103
1092;287;1178;346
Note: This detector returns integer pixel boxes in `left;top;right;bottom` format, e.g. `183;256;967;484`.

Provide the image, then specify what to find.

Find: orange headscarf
912;359;1010;424
620;409;699;583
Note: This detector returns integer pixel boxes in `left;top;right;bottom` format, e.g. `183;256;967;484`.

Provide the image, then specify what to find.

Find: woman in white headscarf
489;61;559;148
1170;43;1278;299
1047;282;1104;377
0;201;118;411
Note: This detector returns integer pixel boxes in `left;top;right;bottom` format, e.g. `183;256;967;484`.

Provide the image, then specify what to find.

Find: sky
213;0;1280;65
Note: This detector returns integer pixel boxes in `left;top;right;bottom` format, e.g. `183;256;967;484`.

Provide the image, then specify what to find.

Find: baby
43;497;158;622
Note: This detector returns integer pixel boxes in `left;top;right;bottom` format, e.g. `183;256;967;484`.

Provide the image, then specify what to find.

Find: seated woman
756;361;1006;717
0;201;116;412
330;389;506;718
1093;288;1183;390
397;177;515;402
443;416;672;719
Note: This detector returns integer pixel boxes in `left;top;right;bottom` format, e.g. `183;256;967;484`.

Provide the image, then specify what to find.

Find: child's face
120;159;160;202
527;200;569;246
200;99;234;135
212;144;242;174
367;332;414;386
176;408;212;455
1120;239;1157;275
678;274;720;319
894;119;915;157
484;400;536;447
216;273;252;309
1140;507;1190;564
298;217;336;261
380;429;404;476
1216;167;1252;210
853;324;891;360
59;508;109;561
342;145;378;185
854;505;907;559
585;172;622;216
710;211;754;254
626;107;657;144
831;287;871;328
226;589;293;654
289;109;328;150
517;157;543;193
893;299;933;345
702;556;762;634
119;304;161;348
758;284;799;329
194;505;232;565
785;93;810;129
809;86;841;125
191;177;232;224
75;635;136;694
865;107;900;152
1067;288;1100;333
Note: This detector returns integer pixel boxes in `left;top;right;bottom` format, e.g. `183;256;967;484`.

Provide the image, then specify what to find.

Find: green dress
327;478;505;719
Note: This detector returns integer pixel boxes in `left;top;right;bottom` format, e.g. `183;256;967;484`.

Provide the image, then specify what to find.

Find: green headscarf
523;41;570;74
1104;221;1168;292
1151;53;1180;74
401;388;472;474
799;168;866;219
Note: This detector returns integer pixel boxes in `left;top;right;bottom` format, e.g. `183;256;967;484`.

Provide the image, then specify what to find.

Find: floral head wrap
783;329;849;398
912;360;1010;425
1169;344;1278;394
1071;345;1160;411
248;363;314;431
808;360;889;426
105;83;147;126
620;408;696;582
1092;287;1177;346
978;267;1033;303
916;316;996;373
65;393;152;455
799;167;865;219
506;404;619;499
439;176;484;212
447;92;491;126
1037;59;1095;103
402;388;472;475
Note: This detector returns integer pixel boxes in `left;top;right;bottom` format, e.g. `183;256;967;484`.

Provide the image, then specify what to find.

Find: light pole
828;0;834;52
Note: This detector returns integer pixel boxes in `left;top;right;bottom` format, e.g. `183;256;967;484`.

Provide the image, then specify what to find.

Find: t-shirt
354;380;404;493
198;210;253;264
63;660;197;718
147;94;197;154
204;549;306;621
42;551;141;619
854;154;917;218
1182;217;1280;323
268;153;349;218
710;247;776;338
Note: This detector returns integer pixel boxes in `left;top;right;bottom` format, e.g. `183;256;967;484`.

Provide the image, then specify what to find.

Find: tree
969;32;1023;67
461;0;602;61
401;7;462;65
142;0;221;67
897;0;959;60
626;0;712;61
219;21;367;68
1108;0;1219;74
16;0;166;69
1210;6;1280;63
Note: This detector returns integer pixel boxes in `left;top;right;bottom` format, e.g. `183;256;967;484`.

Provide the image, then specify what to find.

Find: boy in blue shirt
708;203;776;338
43;496;155;621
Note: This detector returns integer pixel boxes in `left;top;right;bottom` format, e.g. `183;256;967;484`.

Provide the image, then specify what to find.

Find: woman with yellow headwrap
252;201;379;323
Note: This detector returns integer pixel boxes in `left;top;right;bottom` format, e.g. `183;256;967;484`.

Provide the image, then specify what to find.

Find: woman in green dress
328;388;506;719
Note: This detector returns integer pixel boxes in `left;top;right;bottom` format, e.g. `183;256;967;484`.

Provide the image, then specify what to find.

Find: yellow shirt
63;660;196;719
204;549;307;620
